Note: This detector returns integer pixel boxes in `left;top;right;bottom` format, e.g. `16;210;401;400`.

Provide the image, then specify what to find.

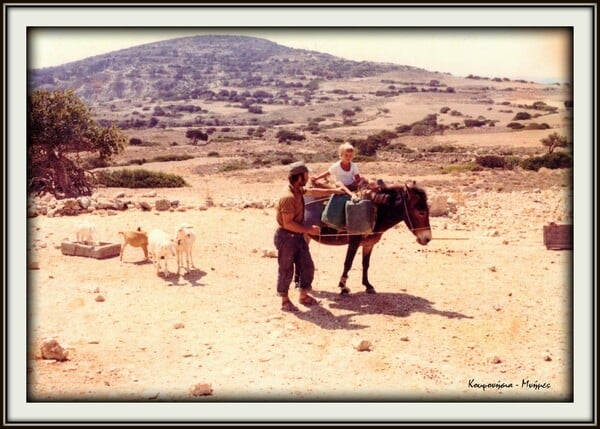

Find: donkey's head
401;182;432;245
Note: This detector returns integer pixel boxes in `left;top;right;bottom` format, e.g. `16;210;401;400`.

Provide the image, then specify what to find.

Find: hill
29;34;413;103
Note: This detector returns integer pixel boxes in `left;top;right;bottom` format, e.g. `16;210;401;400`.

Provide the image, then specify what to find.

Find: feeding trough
61;241;121;259
543;223;572;250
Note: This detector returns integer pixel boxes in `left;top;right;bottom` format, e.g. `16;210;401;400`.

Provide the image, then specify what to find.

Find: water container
321;194;350;229
303;196;325;226
346;199;376;234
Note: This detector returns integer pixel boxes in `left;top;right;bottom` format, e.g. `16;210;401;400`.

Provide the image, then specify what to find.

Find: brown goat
118;227;149;261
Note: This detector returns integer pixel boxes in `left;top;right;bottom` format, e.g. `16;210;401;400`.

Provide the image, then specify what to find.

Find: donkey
305;181;432;295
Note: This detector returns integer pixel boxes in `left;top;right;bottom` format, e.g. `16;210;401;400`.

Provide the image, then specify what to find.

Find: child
311;143;362;198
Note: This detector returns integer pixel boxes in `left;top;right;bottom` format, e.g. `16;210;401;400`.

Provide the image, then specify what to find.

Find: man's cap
289;161;309;175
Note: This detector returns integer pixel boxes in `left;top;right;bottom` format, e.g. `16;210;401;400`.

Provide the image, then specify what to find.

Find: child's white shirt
328;161;359;186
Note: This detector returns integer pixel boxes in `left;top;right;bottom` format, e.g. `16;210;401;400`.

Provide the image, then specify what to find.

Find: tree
28;89;126;198
185;128;209;145
540;132;568;153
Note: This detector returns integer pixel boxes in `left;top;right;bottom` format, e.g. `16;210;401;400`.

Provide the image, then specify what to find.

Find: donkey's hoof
340;287;350;295
365;286;377;294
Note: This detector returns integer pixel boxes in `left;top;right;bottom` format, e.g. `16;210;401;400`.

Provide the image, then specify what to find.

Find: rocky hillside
28;34;419;104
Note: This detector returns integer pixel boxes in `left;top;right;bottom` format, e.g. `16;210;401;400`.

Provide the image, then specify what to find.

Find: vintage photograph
5;4;595;426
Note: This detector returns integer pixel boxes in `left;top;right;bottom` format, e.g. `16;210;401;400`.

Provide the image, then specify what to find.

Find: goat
76;221;97;245
148;229;177;277
118;227;148;261
175;224;196;274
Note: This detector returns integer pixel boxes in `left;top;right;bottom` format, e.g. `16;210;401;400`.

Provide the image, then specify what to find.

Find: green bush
513;112;531;120
123;158;147;166
276;129;306;143
151;154;194;162
475;155;509;169
427;144;458;153
94;169;187;188
219;160;250;172
524;123;551;130
521;152;572;171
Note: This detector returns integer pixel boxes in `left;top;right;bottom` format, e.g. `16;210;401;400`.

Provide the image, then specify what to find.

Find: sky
29;28;571;84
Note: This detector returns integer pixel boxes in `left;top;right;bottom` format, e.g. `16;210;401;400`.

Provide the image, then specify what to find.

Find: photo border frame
4;3;596;425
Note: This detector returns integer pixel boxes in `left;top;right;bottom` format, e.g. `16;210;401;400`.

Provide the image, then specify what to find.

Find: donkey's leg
339;239;361;295
361;244;376;294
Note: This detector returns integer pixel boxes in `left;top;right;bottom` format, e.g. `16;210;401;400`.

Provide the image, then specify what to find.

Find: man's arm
281;212;320;235
305;186;345;198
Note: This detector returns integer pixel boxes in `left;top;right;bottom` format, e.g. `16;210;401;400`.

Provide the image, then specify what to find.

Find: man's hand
309;225;321;235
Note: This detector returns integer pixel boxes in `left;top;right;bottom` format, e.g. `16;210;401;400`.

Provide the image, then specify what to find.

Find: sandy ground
26;163;573;407
19;78;579;423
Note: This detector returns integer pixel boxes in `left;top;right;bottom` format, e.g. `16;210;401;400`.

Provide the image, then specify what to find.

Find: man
275;161;344;312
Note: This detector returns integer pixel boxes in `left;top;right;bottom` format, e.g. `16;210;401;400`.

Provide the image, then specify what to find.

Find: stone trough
61;241;121;259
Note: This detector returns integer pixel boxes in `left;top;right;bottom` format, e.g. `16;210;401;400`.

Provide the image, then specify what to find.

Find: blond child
311;143;362;198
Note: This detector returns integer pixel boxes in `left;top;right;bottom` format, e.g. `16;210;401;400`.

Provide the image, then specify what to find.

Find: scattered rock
542;353;552;361
262;248;277;258
173;322;185;329
28;261;40;270
189;383;213;396
429;195;449;217
95;295;105;302
40;339;68;361
352;339;373;351
155;199;171;211
488;355;502;364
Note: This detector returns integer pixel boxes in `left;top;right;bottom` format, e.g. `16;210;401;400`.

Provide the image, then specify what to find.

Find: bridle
401;185;430;234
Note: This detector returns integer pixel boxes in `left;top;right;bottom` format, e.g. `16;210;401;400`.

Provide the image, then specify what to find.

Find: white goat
76;221;97;245
175;224;196;274
148;229;177;277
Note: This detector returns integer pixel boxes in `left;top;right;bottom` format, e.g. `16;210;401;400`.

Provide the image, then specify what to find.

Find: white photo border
4;3;596;425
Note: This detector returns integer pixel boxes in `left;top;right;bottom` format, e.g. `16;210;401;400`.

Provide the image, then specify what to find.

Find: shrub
475;155;508;169
123;158;147;166
464;119;487;127
540;132;568;153
507;122;525;130
513;112;531;120
151;154;194;162
521;152;572;171
219;160;249;172
524;123;551;130
395;124;412;134
427;144;458;153
94;169;187;188
276;130;306;143
129;137;143;146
